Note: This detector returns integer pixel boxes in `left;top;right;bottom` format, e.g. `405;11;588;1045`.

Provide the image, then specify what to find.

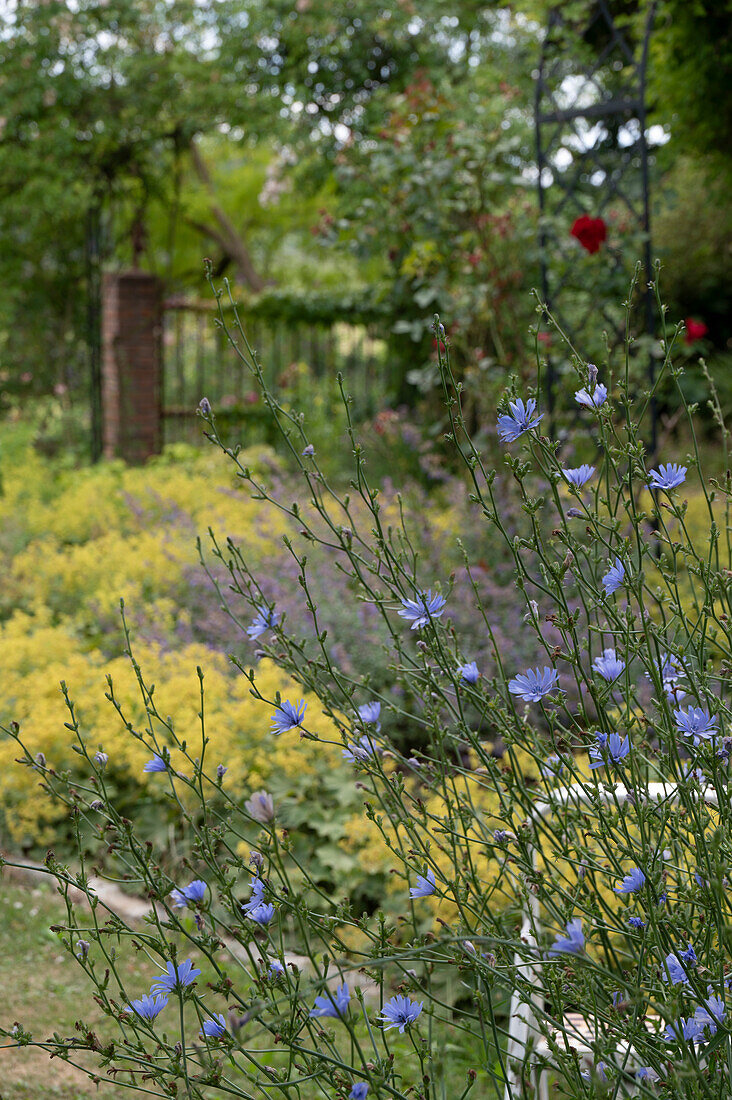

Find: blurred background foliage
0;0;730;430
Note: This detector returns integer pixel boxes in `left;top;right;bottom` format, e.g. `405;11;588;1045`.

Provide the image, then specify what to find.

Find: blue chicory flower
270;700;307;735
143;755;167;773
200;1013;226;1039
648;463;687;492
310;982;350;1019
681;943;698;966
674;705;719;745
409;868;436;898
247;902;275;926
126;993;169;1022
615;867;646;894
592;647;626;682
663;1016;701;1043
378;994;424;1032
636;1067;659;1082
563;464;595;487
663;953;691;985
541;754;564;777
457;661;480;684
575;382;608;409
398;589;447;630
269;960;285;976
170;879;207;909
548;918;585;956
93;751;108;769
602;557;625;595
508;666;559;702
692;994;726;1040
349;1085;369;1100
589;731;630;769
342;734;379;764
358;702;381;730
150;959;202;994
247;605;279;640
301;443;315;457
496;397;543;443
627;916;645;930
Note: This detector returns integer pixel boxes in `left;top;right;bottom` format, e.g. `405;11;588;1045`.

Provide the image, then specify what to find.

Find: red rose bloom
684;318;709;345
570;215;607;255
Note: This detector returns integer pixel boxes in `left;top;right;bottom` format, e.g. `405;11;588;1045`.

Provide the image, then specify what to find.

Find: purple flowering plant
3;277;732;1098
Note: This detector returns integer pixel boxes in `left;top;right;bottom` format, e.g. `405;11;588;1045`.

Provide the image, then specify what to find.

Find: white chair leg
537;1065;550;1100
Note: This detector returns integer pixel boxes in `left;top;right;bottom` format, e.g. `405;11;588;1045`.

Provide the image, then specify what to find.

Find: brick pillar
101;271;162;462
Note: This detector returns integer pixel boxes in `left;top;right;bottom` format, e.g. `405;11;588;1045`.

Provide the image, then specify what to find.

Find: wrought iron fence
161;299;394;447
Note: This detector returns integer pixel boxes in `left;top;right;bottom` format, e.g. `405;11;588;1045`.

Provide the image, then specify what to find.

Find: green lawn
0;877;150;1098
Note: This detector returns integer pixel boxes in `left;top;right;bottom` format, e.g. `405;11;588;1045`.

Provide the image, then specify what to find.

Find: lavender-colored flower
615;867;646;894
200;1013;226;1039
648;463;687;492
269;960;285;977
126;993;169;1022
170;879;207;909
541;754;564;777
143;754;167;773
589;731;630;769
636;1067;659;1083
216;763;227;780
602;557;625;595
592;648;625;682
350;1084;369;1100
662;953;691;985
457;661;480;684
675;706;718;745
680;943;698;966
496;397;543;443
575;382;608;409
76;939;91;960
398;589;447;630
310;982;350;1019
409;868;436;898
663;1016;701;1043
378;994;424;1032
548;917;585;956
241;876;265;916
493;829;512;845
198;397;212;416
508;666;559;702
150;959;202;994
270;699;307;735
301;444;315;457
358;701;381;730
245;790;275;823
563;464;595;488
692;994;726;1040
93;751;108;769
342;734;379;764
247;605;279;640
247;902;275;926
627;916;645;930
